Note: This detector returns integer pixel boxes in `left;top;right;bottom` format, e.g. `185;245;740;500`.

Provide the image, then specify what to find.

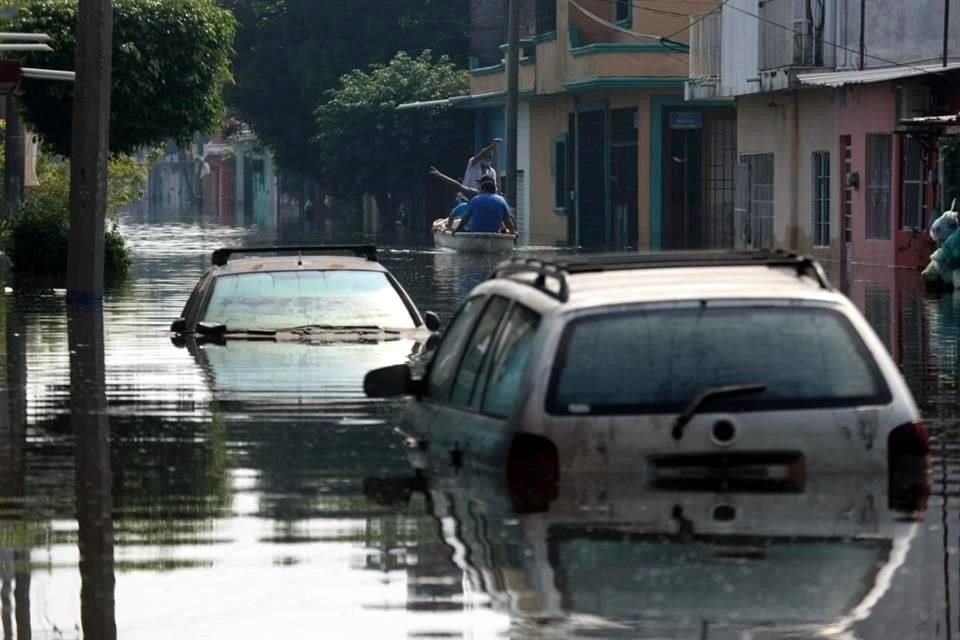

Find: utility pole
67;0;113;301
944;0;951;67
505;0;520;207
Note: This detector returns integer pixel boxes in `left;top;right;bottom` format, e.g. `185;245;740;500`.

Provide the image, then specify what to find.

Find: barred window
812;151;830;247
866;134;892;240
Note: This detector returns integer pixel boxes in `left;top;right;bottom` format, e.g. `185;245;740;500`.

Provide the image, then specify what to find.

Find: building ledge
564;75;687;92
570;41;688;56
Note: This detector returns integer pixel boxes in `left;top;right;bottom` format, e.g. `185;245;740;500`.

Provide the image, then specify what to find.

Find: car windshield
202;269;417;331
548;305;890;415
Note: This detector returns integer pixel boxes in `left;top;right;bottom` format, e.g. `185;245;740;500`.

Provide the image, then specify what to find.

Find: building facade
688;0;960;271
462;0;731;248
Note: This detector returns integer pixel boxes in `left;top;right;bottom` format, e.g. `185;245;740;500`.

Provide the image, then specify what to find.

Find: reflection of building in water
147;129;279;228
847;265;931;373
0;298;32;639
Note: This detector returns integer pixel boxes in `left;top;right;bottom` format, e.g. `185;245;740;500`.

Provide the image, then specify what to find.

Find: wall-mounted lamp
846;171;860;190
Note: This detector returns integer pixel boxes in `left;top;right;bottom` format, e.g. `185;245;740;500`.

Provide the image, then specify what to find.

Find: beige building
460;0;734;249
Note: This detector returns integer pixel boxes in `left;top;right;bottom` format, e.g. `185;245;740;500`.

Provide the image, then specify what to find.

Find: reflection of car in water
400;469;925;638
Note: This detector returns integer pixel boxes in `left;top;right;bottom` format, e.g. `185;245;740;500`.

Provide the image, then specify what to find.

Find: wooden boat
432;218;516;253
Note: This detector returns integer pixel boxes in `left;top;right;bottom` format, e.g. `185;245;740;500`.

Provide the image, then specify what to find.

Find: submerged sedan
171;244;439;340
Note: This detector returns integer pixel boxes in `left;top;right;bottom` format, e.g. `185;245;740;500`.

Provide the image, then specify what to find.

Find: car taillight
888;421;931;513
889;420;930;456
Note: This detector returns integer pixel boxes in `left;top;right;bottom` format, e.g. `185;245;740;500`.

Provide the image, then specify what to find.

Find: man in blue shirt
454;175;516;234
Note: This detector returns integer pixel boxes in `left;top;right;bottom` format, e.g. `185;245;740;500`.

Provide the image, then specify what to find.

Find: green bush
4;153;140;279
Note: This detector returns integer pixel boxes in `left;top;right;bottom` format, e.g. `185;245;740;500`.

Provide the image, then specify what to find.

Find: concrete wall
794;89;841;265
721;0;760;95
529;96;571;245
737;90;841;263
736;94;797;248
840;0;960;68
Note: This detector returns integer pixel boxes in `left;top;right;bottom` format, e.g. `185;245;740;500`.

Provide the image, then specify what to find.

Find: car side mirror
170;317;187;333
424;311;440;332
197;321;226;338
364;364;422;398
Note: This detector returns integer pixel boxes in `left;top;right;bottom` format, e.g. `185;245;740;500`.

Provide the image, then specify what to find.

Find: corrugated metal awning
397;91;505;111
901;113;960;125
797;61;960;88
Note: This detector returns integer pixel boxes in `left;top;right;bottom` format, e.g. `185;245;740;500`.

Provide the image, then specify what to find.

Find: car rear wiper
196;322;277;338
671;384;767;440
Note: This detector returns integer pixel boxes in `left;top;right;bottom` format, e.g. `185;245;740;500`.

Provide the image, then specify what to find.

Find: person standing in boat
453;175;516;235
462;138;500;191
428;138;502;198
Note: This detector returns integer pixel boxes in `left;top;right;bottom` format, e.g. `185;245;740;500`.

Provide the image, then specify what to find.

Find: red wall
836;84;898;266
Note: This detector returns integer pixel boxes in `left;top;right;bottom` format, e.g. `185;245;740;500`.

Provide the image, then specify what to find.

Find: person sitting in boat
453;175;516;235
446;195;469;231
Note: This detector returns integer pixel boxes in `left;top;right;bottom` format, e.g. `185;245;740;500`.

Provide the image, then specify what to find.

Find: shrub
4;153;141;279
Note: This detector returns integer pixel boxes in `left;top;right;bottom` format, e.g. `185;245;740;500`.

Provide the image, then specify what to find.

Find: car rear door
422;296;541;475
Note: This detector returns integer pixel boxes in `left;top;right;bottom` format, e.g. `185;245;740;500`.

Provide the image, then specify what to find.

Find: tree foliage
220;0;470;180
313;51;470;208
9;0;235;156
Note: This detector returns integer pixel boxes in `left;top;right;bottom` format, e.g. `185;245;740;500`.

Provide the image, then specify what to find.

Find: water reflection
68;303;116;640
0;207;957;637
411;470;922;638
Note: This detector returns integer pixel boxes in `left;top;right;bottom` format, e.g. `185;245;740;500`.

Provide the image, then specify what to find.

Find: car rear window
547;306;891;415
203;270;417;331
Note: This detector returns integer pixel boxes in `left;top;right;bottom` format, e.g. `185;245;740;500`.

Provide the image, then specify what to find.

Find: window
614;0;630;24
737;153;775;248
866;134;892;240
203;270;417;331
482;305;540;417
427;296;486;401
449;296;511;408
535;0;556;34
554;135;567;210
901;136;926;230
547;306;890;416
812;151;830;247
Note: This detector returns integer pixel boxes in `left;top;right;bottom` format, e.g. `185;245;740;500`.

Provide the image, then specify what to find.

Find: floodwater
0;208;958;639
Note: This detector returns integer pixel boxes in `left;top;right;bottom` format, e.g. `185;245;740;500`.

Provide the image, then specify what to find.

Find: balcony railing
689;9;722;79
758;0;825;70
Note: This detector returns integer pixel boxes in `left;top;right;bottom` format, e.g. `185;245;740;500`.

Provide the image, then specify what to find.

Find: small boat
432;218;516;253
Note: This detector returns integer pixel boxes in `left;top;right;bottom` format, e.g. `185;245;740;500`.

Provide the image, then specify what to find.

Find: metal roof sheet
797;61;960;87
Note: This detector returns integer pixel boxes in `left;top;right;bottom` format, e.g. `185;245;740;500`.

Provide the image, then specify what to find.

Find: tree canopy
9;0;235;156
220;0;470;180
313;51;471;209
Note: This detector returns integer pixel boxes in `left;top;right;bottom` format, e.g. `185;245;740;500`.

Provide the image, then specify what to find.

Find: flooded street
1;210;959;639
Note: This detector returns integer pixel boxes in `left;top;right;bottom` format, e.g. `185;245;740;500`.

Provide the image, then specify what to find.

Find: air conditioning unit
896;85;932;123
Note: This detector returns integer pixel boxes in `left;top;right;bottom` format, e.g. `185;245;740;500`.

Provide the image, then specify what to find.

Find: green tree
220;0;470;186
313;51;470;217
8;0;235;156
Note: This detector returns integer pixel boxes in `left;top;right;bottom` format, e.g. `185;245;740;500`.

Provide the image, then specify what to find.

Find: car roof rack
491;249;832;302
211;244;378;266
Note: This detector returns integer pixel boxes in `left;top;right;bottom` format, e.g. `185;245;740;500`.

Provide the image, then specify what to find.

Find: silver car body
401;259;922;478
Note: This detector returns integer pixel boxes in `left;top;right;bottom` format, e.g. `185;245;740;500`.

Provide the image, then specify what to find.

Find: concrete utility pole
504;0;520;207
944;0;951;67
67;0;113;300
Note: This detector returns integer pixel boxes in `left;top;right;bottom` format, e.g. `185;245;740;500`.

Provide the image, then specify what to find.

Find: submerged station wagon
365;251;929;489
